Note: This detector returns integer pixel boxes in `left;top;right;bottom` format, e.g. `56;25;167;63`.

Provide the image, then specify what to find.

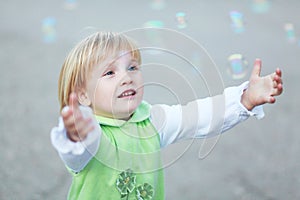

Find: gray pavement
1;1;300;199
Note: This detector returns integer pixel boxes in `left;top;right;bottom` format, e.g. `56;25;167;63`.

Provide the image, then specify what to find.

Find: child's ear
77;90;91;106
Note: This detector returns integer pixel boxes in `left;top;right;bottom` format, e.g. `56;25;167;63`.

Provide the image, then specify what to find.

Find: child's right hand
61;93;95;142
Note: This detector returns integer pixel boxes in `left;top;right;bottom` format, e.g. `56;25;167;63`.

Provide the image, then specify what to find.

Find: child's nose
120;72;133;85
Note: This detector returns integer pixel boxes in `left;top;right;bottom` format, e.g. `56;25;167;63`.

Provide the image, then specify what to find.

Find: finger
274;75;283;85
69;93;84;121
276;83;283;95
251;58;262;78
69;92;79;111
276;68;282;77
277;83;283;91
271;85;283;97
268;96;276;104
61;107;78;132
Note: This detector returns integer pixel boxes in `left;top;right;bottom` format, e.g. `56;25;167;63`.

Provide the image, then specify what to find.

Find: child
51;31;283;199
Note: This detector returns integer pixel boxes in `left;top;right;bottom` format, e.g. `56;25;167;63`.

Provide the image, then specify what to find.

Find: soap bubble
284;23;296;43
42;17;56;43
227;54;249;80
229;11;245;33
176;12;187;29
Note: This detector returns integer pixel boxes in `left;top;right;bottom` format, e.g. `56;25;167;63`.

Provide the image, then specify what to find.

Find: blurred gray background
1;0;299;199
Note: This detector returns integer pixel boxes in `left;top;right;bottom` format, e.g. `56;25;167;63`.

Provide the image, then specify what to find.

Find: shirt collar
94;101;151;127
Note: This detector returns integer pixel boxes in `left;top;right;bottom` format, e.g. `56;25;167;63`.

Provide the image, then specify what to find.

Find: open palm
241;59;283;110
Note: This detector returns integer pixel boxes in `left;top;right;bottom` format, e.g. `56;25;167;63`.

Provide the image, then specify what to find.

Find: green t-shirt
67;102;165;200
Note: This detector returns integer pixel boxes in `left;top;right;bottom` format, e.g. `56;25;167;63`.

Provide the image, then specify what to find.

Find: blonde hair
58;31;141;111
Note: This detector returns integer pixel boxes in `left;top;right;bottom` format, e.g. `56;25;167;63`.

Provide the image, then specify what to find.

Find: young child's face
85;51;144;120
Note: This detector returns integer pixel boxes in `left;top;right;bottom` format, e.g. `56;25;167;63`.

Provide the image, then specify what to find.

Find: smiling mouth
118;89;136;98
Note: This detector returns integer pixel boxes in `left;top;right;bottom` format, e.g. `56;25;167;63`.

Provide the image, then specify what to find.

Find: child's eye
128;65;138;71
103;70;114;76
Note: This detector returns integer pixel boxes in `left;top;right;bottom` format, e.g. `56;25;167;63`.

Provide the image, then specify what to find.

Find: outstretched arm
51;92;101;172
241;59;283;110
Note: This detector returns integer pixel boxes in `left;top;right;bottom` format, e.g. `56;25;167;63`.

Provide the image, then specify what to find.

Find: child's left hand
241;59;283;110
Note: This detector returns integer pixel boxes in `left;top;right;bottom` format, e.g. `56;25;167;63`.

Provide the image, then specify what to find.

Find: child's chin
115;99;142;117
126;105;139;114
124;104;140;115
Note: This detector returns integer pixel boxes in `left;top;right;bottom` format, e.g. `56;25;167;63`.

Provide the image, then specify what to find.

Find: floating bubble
229;11;245;33
176;12;187;29
150;0;165;10
63;0;78;10
251;0;271;14
42;17;56;43
227;54;249;80
284;23;296;43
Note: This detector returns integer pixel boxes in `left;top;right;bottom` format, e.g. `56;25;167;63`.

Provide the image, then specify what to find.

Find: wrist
241;89;255;111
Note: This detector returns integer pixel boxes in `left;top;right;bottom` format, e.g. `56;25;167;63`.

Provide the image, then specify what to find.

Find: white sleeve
150;82;264;148
50;106;101;173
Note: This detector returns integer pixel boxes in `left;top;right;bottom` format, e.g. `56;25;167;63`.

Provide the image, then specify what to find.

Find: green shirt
67;102;165;200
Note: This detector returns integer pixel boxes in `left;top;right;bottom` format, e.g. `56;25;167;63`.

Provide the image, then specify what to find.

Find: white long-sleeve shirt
51;82;264;173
